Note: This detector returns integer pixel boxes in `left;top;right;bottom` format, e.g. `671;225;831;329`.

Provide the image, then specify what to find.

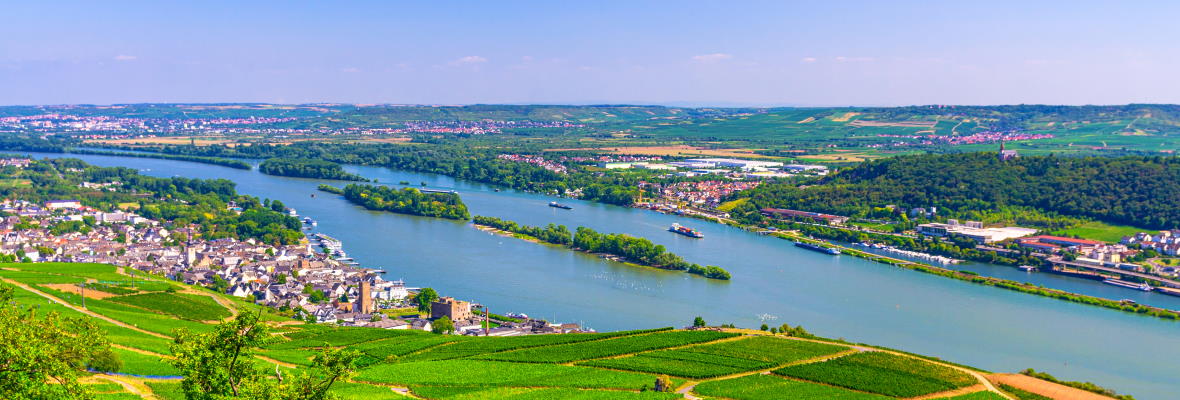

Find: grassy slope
4;262;1044;400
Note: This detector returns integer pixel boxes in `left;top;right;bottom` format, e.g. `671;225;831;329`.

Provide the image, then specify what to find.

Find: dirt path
254;355;298;369
673;333;1013;400
989;373;1114;400
562;334;752;366
907;384;986;399
111;343;172;359
95;374;158;400
675;347;863;398
0;277;172;340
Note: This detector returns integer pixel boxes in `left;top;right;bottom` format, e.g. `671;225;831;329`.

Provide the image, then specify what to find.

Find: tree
0;282;115;399
415;288;439;314
169;311;360;400
692;316;707;328
431;315;454;334
759;324;769;331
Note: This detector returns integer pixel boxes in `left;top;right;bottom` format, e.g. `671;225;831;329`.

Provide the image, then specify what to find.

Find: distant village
0;195;591;336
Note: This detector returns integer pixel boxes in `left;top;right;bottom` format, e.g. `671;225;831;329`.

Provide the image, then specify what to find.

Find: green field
774;351;976;397
475;330;738;363
693;374;890;400
3;262;1048;400
108;292;232;321
1054;220;1149;243
577;336;848;378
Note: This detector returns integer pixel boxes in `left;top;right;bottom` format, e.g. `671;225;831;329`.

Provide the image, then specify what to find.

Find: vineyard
1;262;1089;400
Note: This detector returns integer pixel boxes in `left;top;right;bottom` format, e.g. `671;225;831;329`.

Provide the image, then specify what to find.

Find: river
28;152;1179;399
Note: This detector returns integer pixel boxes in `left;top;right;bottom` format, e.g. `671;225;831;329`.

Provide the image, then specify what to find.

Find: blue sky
2;1;1178;106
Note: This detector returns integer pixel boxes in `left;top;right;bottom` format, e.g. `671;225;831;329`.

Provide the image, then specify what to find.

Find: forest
339;184;470;220
258;158;367;181
731;153;1180;229
472;216;730;280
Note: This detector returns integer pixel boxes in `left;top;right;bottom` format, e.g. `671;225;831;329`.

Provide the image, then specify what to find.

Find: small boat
668;223;704;238
1102;279;1153;292
794;241;840;255
288;208;298;216
549;201;573;210
1017;265;1037;272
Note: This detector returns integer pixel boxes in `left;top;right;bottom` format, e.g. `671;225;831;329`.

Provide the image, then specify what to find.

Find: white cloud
801;57;817;63
450;55;488;66
340;67;360;73
113;55;137;61
691;53;733;63
835;56;874;63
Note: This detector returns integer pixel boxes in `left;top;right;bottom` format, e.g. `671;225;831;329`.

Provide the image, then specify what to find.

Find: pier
1049;257;1180;289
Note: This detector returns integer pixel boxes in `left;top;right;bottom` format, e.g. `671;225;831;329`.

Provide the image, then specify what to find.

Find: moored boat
1103;278;1153;292
794;241;840;255
548;201;573;210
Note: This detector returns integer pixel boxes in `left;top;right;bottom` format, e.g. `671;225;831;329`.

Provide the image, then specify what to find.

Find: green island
472;215;731;280
259;157;368;181
0;261;1133;400
317;184;344;194
330;183;470;220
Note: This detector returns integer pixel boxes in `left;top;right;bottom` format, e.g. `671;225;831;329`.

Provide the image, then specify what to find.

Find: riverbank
772;231;1180;321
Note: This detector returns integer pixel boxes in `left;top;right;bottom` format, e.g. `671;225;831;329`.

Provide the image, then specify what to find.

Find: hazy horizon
4;1;1178;106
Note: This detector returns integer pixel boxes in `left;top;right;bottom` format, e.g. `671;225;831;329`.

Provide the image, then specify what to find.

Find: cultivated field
2;262;1084;400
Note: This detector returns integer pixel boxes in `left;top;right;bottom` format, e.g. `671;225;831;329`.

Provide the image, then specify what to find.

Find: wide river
31;152;1178;399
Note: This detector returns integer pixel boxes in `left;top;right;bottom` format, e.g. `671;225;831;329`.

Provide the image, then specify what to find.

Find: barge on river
668;223;704;238
794;241;840;255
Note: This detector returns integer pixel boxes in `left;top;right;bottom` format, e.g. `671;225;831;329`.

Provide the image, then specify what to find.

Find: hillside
0;261;1120;400
732;152;1180;229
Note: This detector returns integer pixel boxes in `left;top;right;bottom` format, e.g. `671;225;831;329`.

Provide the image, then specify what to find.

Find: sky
2;0;1179;107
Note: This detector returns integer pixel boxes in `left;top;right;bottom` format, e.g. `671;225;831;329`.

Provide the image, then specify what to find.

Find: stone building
430;296;471;321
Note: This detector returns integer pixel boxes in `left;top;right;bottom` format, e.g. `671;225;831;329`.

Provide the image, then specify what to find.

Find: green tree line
259;158;367;181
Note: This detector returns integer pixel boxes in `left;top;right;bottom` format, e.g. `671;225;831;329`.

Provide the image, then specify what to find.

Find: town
0;195;589;336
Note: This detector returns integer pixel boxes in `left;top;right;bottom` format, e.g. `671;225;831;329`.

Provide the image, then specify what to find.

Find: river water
28;152;1178;399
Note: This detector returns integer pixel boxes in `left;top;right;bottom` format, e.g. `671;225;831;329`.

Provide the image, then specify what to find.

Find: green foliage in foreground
342;184;470;220
168;311;363;400
0;282;117;400
477;330;739;363
411;386;682;399
108;292;231;321
579;336;848;378
774;351;976;397
693;374;891;400
355;360;659;389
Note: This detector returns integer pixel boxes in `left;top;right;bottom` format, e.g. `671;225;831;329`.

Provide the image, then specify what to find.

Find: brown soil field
989;374;1115;400
545;145;775;159
830;112;861;122
797;117;817;123
42;283;120;299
